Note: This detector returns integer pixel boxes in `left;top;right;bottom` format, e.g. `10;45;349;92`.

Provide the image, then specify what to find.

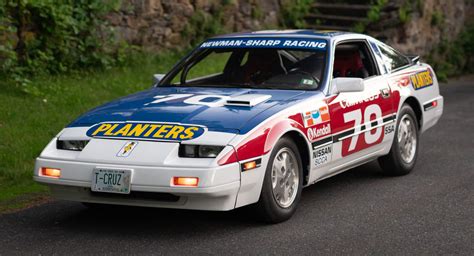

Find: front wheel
254;137;303;223
378;104;419;176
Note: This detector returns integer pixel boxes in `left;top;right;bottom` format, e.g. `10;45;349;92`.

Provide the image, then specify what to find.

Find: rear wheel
378;104;419;176
255;137;303;223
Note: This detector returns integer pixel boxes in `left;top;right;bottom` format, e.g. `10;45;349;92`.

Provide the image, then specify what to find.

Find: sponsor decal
393;76;410;87
302;105;330;128
313;145;332;167
307;123;331;141
410;69;433;90
86;122;205;141
301;79;316;85
117;141;138;157
384;124;395;135
145;94;230;107
339;92;380;109
200;37;327;50
342;104;383;154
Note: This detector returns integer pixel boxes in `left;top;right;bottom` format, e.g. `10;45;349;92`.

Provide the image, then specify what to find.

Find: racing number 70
343;104;383;152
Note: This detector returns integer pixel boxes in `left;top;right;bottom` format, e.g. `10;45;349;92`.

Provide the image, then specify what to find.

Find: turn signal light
172;177;199;187
243;161;257;170
41;167;61;178
241;158;262;171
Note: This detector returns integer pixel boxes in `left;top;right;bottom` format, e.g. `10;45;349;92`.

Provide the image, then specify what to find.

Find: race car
34;30;443;223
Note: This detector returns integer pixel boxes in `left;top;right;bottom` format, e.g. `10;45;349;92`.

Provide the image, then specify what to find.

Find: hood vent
225;94;272;107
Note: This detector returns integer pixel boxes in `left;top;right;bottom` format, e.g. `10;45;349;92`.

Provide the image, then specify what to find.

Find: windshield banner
200;37;327;50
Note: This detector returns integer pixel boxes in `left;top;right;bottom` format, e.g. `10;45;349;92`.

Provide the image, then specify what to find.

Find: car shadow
26;160;389;236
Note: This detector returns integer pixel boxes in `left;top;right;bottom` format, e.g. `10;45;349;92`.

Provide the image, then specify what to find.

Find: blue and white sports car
35;30;443;223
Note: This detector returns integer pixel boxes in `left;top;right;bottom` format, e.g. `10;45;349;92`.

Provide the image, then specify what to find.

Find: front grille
90;191;180;202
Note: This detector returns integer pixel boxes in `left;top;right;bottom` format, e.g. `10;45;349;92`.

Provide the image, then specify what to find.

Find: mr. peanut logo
117;141;138;157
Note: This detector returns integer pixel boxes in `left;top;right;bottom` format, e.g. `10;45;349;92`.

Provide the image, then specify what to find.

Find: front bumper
34;157;241;211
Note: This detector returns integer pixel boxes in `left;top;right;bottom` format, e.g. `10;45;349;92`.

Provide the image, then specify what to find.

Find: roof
212;29;357;39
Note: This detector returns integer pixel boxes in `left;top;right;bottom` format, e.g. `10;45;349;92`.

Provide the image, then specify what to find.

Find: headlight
179;145;225;158
56;140;89;151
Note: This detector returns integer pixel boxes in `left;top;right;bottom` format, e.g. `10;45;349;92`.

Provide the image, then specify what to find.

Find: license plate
91;168;132;194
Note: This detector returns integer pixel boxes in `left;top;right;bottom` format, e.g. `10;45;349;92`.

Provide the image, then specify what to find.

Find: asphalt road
1;78;473;255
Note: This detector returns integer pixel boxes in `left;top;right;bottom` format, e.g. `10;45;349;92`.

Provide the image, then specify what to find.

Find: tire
254;136;304;223
378;104;419;176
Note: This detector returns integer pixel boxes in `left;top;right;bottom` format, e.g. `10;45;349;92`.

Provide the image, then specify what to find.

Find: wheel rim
397;114;417;164
271;147;299;208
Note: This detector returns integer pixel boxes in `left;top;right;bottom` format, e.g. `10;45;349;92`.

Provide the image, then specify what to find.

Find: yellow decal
127;124;150;137
104;124;119;135
165;125;185;139
122;142;135;154
153;125;173;138
180;127;199;140
114;124;132;136
87;122;205;141
91;123;112;136
410;70;433;90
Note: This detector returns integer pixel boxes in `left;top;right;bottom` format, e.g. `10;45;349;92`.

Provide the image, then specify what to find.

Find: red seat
333;50;368;78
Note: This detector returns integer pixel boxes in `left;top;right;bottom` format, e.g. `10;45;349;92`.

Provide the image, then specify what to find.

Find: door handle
381;88;391;98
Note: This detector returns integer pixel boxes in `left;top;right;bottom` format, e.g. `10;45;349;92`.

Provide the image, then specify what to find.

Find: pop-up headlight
56;140;89;151
179;145;225;158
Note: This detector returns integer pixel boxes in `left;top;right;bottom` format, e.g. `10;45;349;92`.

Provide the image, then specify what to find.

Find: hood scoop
225;94;272;107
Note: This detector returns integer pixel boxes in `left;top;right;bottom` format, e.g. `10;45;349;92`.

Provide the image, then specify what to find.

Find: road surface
1;78;473;255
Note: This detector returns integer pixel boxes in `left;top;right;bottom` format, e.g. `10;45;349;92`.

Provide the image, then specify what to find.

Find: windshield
161;37;328;90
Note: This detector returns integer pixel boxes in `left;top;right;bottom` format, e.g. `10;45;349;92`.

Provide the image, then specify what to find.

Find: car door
325;40;397;174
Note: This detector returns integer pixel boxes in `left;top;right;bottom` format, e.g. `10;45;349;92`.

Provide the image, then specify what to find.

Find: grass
0;52;183;211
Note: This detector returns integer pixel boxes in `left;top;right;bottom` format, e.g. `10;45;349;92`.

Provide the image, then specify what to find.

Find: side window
333;41;378;79
369;41;388;74
377;43;410;72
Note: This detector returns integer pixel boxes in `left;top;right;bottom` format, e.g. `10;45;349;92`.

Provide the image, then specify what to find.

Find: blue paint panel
68;87;317;134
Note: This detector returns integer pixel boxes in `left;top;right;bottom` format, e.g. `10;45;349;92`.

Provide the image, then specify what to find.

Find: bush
427;23;474;81
0;0;125;94
182;9;225;48
279;0;314;29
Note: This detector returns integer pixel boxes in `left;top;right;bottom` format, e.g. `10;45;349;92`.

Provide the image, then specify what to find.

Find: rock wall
107;0;281;50
372;0;471;55
109;0;471;56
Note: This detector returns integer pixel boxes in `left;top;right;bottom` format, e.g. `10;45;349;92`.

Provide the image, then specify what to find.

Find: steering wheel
288;68;320;85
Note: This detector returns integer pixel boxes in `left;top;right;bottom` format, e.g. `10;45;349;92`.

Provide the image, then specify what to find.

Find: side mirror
152;74;166;87
408;55;420;64
332;77;364;93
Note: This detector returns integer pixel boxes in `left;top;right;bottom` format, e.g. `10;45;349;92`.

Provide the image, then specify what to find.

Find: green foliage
182;8;226;48
416;0;424;15
427;23;474;81
367;0;388;23
0;51;181;197
181;1;237;48
398;1;412;24
279;0;314;29
252;5;263;20
0;0;127;94
431;10;443;26
353;22;365;33
353;0;387;33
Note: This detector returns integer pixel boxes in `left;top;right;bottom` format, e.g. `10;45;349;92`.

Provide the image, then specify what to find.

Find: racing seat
291;53;324;79
241;50;287;84
333;50;369;78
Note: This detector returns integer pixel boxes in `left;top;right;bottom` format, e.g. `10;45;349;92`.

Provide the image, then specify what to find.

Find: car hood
68;86;313;133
